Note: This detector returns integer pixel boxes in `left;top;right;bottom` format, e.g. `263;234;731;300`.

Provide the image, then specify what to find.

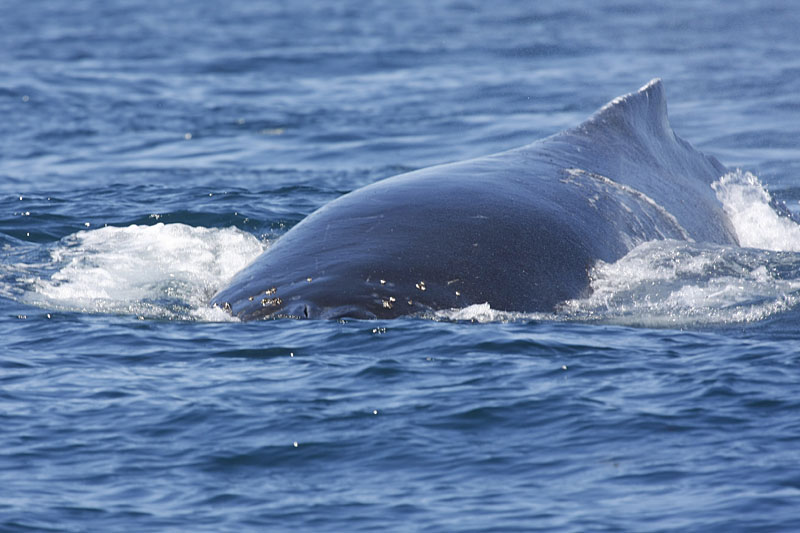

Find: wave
712;169;800;252
1;223;265;321
3;171;800;326
558;240;800;327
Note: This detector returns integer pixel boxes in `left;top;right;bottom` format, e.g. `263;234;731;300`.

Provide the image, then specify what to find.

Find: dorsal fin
575;78;673;142
543;79;736;243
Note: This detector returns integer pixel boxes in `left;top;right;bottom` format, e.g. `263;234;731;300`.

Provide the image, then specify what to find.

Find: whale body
211;79;739;319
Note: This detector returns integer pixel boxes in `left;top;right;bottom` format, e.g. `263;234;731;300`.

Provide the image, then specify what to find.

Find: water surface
2;1;800;531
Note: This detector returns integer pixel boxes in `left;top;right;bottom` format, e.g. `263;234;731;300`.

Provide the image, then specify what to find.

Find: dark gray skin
211;79;739;319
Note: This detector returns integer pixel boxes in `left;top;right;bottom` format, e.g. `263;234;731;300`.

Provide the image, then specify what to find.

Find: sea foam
712;169;800;252
25;223;265;320
14;171;800;326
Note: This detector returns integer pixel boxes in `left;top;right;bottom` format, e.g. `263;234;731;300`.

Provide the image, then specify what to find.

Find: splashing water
11;223;265;320
711;169;800;252
6;171;800;325
557;171;800;326
559;240;800;326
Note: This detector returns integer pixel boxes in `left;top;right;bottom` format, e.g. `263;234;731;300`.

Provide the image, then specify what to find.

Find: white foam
712;169;800;252
560;240;800;327
25;223;266;320
550;170;800;326
11;170;800;327
434;302;535;323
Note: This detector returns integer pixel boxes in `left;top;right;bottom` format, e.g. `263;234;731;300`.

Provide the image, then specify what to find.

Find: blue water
3;1;800;531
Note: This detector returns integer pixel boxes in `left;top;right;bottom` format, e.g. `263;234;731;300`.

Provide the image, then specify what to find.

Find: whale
211;79;739;320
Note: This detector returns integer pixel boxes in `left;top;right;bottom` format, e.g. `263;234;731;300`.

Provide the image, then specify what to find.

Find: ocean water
2;1;800;531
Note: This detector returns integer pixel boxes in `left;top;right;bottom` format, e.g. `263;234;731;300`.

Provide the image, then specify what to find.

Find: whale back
212;80;739;320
